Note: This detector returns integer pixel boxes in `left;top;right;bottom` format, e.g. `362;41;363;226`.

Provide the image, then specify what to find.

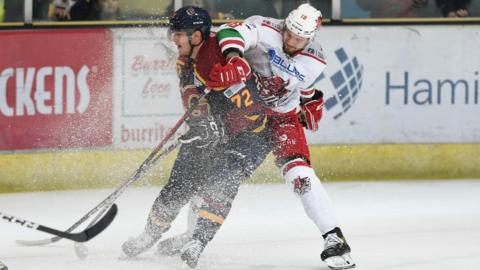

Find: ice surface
1;180;480;270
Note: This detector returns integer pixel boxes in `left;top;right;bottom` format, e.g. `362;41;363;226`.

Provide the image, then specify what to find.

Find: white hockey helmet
285;3;322;39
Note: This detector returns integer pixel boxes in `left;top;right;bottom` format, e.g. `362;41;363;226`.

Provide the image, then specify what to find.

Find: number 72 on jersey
223;83;253;109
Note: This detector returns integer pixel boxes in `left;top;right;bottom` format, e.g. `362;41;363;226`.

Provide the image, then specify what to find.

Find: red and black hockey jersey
177;34;268;136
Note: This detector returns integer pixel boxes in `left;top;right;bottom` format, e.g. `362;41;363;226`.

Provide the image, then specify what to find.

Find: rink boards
1;25;480;192
1;143;480;193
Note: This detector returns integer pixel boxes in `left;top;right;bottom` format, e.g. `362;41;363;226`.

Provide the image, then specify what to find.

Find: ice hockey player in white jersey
211;6;325;113
205;3;357;270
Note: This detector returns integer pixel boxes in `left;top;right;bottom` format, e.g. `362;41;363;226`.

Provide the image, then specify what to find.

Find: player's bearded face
169;31;192;56
283;29;309;55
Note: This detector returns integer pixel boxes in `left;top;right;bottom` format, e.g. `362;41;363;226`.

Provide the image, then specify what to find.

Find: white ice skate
156;232;190;256
180;239;205;268
121;230;162;258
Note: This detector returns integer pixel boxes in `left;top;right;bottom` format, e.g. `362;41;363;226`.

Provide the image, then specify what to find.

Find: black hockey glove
180;116;225;149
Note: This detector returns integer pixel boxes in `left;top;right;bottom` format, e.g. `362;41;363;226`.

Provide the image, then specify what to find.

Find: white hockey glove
180;116;225;149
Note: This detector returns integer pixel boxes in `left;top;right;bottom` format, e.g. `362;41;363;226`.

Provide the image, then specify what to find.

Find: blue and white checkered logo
317;48;363;119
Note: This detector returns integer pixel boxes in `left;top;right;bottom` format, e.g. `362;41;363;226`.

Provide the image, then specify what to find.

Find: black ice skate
320;227;356;270
121;229;163;258
156;232;189;256
180;239;205;268
0;260;7;270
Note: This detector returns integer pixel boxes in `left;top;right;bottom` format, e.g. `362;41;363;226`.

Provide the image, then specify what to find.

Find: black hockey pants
147;128;272;235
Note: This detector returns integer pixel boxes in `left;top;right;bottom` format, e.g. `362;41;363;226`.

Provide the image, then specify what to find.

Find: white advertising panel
112;25;480;148
112;28;187;149
310;25;480;144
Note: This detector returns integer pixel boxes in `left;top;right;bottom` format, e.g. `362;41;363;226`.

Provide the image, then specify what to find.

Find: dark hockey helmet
168;6;212;40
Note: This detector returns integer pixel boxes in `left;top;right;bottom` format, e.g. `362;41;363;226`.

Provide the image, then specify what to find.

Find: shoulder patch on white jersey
300;42;327;65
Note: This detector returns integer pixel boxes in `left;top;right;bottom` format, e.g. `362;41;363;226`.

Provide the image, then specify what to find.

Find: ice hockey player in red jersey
121;6;272;268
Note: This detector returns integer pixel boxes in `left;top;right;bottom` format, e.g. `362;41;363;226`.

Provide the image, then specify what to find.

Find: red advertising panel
0;29;112;151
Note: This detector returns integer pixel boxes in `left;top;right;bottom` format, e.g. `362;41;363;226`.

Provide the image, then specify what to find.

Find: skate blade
325;253;356;270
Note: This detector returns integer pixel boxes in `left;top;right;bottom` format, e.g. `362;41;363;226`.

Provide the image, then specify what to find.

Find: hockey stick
16;142;179;247
77;141;180;235
16;92;208;246
2;204;117;243
73;142;180;259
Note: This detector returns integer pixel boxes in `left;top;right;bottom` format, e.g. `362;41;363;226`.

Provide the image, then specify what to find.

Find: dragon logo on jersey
316;47;363;119
268;49;306;82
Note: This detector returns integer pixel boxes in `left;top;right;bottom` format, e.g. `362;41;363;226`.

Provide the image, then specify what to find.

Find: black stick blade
37;204;118;243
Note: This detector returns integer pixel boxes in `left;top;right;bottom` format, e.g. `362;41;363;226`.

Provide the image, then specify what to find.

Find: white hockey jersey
217;16;327;113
